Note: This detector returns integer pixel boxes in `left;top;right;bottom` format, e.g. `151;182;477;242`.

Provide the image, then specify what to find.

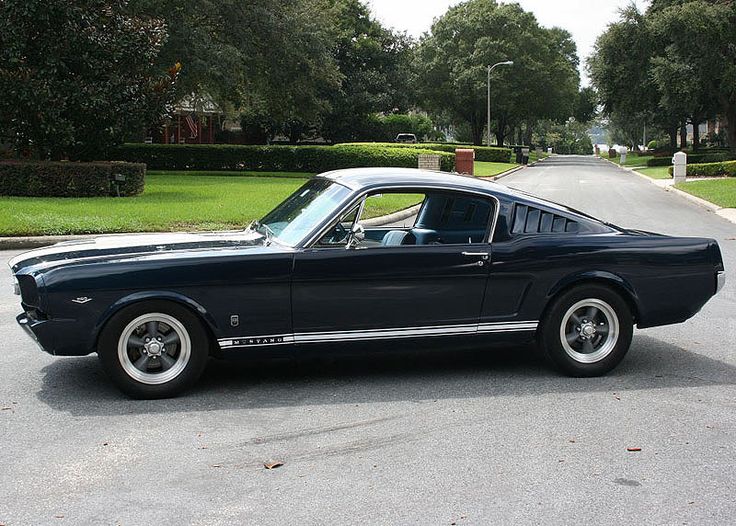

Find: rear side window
417;193;492;232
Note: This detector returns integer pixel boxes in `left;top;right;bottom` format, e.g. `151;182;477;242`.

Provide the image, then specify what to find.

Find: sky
365;0;650;85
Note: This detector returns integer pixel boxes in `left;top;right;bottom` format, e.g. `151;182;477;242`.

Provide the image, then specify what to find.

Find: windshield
258;178;352;246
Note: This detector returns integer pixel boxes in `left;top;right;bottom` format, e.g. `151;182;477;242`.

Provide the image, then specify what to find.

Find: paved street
1;156;735;526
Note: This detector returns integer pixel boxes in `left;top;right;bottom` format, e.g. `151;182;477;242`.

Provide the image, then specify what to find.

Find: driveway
1;156;735;525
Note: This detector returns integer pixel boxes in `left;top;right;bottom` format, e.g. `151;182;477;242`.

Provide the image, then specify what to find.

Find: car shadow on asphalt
36;335;736;416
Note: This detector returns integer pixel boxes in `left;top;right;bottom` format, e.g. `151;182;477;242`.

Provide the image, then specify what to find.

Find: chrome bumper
717;271;726;293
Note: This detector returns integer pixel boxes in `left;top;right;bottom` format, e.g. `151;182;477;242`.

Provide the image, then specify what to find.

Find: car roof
318;167;501;194
316;167;615;227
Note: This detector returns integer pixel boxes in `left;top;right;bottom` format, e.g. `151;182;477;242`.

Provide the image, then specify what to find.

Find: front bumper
16;311;93;356
16;312;45;352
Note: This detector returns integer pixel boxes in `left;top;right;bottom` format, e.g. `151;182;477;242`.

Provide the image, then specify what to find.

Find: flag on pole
185;114;198;139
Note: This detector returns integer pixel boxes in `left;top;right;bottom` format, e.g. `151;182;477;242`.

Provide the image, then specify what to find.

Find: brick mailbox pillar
455;148;475;175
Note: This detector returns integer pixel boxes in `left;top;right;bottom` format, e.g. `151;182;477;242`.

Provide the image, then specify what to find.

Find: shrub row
669;160;736;178
113;144;456;172
0;161;145;197
647;152;734;167
337;142;513;163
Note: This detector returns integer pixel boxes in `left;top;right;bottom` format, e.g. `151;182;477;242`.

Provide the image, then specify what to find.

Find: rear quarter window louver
512;204;579;234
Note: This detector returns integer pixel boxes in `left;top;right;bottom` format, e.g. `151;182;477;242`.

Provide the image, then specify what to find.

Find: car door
290;189;495;343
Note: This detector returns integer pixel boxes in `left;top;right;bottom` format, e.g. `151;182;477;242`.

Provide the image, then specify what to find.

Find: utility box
455;148;475;175
619;146;628;164
673;151;687;183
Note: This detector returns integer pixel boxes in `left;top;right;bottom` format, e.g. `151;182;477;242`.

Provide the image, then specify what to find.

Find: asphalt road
1;156;735;525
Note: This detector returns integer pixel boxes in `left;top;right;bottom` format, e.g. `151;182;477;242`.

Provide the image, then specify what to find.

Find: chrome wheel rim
117;313;191;385
560;298;619;364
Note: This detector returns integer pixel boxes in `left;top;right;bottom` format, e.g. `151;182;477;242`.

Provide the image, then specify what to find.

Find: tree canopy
415;0;580;145
0;0;177;159
589;0;736;152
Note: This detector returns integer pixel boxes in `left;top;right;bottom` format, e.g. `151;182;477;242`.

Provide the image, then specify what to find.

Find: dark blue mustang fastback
10;168;726;398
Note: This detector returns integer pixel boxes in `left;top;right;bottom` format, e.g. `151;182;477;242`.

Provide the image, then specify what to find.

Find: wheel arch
90;291;220;353
544;271;640;324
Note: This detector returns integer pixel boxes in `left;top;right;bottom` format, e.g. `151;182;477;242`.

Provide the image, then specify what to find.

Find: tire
98;300;210;399
538;284;633;377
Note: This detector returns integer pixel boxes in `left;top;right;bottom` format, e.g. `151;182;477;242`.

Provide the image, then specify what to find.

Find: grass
474;161;518;177
613;154;654;168
636;166;672;180
0;163;520;236
0;173;312;236
676;179;736;208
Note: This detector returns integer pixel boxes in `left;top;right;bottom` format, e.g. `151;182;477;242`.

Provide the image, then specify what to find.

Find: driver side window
314;204;360;247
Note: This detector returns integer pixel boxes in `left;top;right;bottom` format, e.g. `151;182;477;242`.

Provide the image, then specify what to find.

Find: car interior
316;190;494;248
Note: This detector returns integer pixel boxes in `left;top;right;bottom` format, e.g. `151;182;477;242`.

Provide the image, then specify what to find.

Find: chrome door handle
461;251;489;259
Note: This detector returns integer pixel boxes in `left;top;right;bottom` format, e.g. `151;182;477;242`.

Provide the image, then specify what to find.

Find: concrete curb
362;204;422;226
600;157;736;226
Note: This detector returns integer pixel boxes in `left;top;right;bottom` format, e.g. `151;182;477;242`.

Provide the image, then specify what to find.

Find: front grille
16;275;39;307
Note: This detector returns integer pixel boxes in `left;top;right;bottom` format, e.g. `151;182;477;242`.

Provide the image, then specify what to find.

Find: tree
649;1;736;153
0;0;176;160
130;0;342;128
587;4;663;150
573;87;599;124
416;0;580;146
318;0;416;142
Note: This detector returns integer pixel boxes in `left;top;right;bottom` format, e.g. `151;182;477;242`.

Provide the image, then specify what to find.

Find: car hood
9;230;274;273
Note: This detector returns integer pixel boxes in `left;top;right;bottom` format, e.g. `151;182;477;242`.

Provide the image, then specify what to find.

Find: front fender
89;290;219;351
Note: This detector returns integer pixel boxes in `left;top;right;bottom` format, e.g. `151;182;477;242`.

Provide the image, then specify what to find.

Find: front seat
381;230;415;246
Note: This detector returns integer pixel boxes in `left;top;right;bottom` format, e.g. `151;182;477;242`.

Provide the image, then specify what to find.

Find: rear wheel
98;301;210;398
539;284;633;376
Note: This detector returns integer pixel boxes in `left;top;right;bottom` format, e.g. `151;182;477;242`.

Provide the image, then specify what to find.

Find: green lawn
0;173;311;236
474;161;518;177
676;179;736;208
636;166;672;180
613;154;654;168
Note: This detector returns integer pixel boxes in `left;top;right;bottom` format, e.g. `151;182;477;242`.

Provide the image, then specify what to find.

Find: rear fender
547;270;641;320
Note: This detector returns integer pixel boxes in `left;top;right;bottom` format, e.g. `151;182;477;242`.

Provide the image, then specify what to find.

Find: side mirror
347;223;365;249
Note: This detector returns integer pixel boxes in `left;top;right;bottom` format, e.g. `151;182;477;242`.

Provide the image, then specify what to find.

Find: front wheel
98;301;210;399
539;284;633;377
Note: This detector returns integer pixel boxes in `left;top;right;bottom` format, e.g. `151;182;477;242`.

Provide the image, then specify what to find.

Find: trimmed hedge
669;160;736;178
0;161;145;197
337;142;513;163
647;152;734;167
113;144;456;172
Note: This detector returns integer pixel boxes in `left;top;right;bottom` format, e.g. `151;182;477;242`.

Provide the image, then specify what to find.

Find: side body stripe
218;321;538;349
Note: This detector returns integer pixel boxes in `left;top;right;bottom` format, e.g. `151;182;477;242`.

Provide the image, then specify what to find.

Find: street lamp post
487;60;514;146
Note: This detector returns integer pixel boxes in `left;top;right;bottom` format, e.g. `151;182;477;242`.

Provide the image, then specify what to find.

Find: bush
647;152;734;167
669;160;736;178
336;142;513;163
608;148;618;158
113;144;455;173
0;161;145;197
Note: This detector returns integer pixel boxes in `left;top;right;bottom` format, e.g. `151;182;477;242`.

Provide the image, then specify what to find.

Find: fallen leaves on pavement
627;447;642;452
264;460;284;470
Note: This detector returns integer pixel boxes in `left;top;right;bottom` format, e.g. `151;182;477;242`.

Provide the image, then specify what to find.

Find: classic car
10;168;726;398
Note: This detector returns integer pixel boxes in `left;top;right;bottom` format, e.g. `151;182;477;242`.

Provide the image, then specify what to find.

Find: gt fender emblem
72;297;92;304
